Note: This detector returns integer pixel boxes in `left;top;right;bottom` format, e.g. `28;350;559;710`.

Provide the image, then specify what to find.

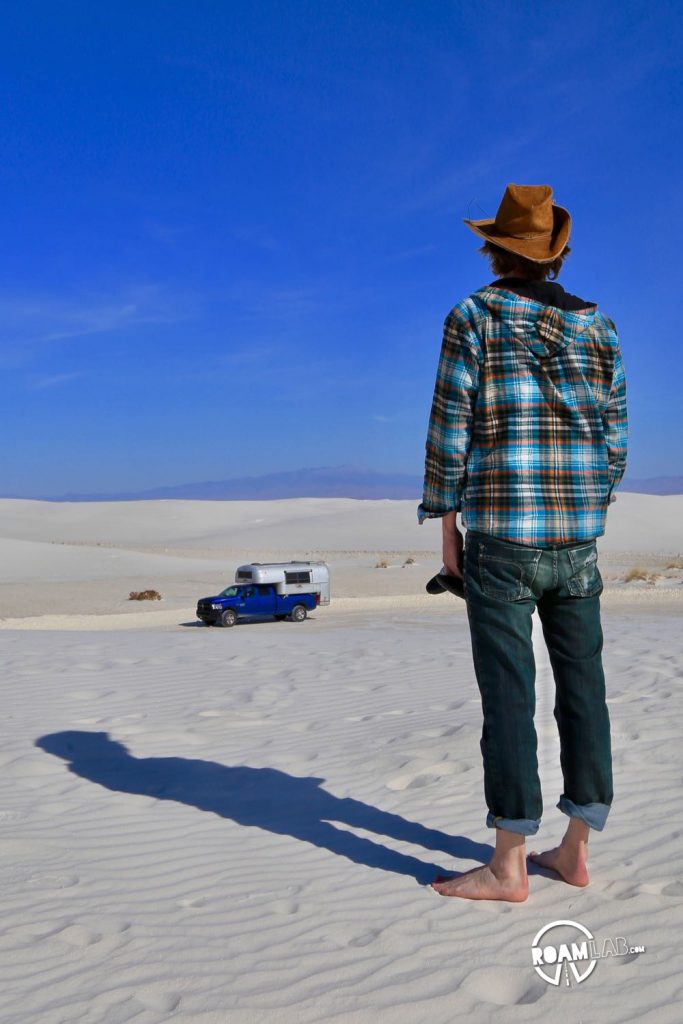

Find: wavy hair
478;240;571;282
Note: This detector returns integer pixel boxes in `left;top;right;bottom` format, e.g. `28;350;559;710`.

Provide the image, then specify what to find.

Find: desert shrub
623;567;650;583
403;557;416;565
665;559;683;570
375;559;389;569
622;569;659;585
129;589;162;601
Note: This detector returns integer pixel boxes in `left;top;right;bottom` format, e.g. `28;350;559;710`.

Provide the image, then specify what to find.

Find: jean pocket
566;542;603;597
479;546;541;601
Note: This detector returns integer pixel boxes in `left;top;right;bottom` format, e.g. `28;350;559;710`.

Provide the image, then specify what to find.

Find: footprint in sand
386;760;473;791
177;895;209;909
348;927;382;947
197;710;268;728
606;692;636;704
0;810;26;824
271;899;300;915
603;878;683;899
27;873;80;891
602;882;642;900
461;966;546;1006
134;987;181;1013
104;713;147;725
417;724;465;739
612;949;642;966
613;728;640;742
65;690;111;700
288;720;320;733
54;924;103;947
345;709;408;723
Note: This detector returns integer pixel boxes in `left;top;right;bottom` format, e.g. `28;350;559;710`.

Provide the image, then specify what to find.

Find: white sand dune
0;536;226;583
0;497;681;1021
0;495;681;625
0;491;682;553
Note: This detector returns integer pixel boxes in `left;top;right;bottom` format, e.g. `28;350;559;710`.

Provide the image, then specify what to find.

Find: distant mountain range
618;475;683;495
15;466;683;501
39;466;425;501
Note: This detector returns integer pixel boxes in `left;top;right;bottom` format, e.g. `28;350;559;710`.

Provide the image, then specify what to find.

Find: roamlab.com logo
531;919;646;986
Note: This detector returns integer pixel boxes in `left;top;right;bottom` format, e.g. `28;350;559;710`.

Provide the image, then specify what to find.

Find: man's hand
442;511;464;579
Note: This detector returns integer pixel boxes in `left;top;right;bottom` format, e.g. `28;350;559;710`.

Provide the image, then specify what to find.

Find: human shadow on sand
35;731;493;885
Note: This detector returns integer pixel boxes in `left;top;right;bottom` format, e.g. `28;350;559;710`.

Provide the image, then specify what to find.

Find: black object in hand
426;571;465;600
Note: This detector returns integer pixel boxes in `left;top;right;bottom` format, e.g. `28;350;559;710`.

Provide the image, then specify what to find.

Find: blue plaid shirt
417;284;628;546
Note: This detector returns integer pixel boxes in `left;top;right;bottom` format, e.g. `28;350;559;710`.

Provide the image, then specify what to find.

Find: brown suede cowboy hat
463;183;571;263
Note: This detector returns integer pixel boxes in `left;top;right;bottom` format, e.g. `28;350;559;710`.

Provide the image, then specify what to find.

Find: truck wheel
221;609;237;627
290;604;307;622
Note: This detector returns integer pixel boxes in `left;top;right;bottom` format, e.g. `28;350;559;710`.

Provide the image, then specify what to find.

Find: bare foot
528;845;590;887
430;863;529;902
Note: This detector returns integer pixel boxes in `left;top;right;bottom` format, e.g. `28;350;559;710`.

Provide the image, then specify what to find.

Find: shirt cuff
606;462;626;501
417;502;459;526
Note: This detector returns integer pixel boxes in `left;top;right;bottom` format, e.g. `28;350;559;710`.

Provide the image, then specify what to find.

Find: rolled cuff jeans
463;529;614;837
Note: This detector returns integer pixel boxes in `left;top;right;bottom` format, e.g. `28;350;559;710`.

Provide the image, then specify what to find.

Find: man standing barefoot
418;184;628;901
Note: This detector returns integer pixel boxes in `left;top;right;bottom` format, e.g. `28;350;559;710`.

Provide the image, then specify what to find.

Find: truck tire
290;604;307;622
221;608;238;627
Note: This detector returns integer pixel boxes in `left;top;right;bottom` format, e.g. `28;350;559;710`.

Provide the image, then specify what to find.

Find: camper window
285;571;312;584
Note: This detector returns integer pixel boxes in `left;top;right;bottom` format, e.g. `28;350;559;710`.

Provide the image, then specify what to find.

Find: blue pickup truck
196;583;318;627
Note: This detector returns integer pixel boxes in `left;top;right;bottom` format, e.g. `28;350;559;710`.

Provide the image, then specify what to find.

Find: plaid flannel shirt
417;284;628;546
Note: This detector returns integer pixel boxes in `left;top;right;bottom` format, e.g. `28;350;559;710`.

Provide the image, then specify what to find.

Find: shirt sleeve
417;311;481;525
603;342;628;501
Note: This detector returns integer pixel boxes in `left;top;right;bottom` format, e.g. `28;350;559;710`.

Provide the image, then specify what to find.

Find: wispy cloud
384;244;438;263
397;131;542;216
0;284;196;364
36;303;146;343
214;343;282;367
233;225;282;253
29;371;85;391
234;285;322;321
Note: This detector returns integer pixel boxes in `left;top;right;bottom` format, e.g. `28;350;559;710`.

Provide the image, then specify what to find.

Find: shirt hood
471;283;599;359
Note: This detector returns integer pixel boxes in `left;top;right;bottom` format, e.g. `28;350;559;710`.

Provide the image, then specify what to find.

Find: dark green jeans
463;529;613;837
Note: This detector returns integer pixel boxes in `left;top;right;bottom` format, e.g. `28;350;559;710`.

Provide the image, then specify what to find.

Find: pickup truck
196;583;319;627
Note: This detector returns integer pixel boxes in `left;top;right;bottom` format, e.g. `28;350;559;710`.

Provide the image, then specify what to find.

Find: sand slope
1;607;681;1022
0;497;681;1021
1;492;682;553
0;496;681;624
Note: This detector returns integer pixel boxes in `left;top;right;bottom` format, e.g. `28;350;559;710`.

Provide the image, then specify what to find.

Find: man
417;183;628;902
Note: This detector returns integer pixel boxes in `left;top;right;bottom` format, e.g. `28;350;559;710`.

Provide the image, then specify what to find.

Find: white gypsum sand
0;493;681;626
0;496;681;1022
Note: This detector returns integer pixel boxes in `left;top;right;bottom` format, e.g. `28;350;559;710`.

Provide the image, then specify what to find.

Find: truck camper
196;561;330;627
235;561;330;604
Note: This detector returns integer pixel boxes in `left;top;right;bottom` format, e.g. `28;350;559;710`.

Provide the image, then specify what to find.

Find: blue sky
1;0;680;496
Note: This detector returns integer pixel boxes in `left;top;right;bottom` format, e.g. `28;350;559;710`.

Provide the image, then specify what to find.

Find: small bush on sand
623;567;651;583
403;557;416;565
375;559;389;569
665;559;683;570
622;569;659;585
129;589;162;601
